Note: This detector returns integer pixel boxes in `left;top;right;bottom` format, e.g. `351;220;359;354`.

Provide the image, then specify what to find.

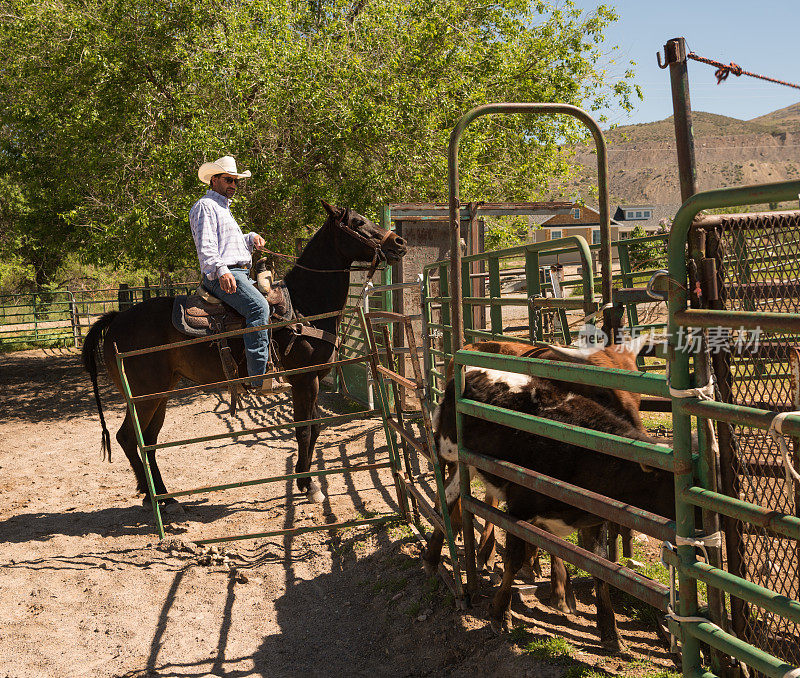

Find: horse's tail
81;311;118;462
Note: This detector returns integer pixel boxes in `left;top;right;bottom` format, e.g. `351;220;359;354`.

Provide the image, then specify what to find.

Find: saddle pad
172;295;245;338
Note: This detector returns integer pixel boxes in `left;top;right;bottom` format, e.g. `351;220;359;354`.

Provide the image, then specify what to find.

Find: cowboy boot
261;362;291;393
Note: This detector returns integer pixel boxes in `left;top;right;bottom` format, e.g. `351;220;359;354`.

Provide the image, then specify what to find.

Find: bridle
257;210;400;349
260;211;394;276
329;210;394;278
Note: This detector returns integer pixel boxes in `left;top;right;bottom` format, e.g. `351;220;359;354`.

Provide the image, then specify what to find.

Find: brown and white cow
429;365;676;652
435;336;649;613
425;341;674;649
445;336;648;428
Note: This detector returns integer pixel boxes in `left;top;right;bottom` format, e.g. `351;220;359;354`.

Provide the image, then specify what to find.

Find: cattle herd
426;337;676;652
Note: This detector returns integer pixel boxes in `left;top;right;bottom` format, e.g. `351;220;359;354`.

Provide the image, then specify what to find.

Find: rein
268;212;394;347
259;247;354;274
260;213;392;275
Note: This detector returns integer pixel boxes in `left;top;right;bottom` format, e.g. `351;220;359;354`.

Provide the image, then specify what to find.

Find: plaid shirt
189;189;257;280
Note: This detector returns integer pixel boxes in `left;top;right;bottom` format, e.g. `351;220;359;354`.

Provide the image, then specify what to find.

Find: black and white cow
427;366;676;652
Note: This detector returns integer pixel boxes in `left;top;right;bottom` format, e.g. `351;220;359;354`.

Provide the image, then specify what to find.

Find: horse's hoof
142;497;185;518
489;618;506;636
550;598;573;615
566;591;577;615
163;501;186;517
306;481;325;504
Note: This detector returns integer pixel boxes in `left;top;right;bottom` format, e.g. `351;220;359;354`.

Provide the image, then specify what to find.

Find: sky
570;0;800;126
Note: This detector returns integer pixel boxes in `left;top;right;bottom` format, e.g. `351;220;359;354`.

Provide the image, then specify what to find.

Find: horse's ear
321;200;338;218
343;206;351;223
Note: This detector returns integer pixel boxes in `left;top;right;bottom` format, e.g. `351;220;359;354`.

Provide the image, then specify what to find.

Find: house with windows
527;202;680;264
529;203;624;248
613;204;682;233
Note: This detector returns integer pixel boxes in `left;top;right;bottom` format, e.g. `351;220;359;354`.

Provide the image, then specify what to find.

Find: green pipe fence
361;310;467;603
421;234;599;399
114;304;407;544
334;261;393;405
0;283;198;351
666;179;800;678
434;99;800;676
420;228;674;399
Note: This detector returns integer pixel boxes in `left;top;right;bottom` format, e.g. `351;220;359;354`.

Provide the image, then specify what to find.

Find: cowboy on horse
190;155;286;392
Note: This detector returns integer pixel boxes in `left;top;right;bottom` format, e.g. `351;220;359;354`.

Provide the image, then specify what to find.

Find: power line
603;144;800;152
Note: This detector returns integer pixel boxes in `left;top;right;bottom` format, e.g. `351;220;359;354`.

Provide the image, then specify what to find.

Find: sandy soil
0;348;678;677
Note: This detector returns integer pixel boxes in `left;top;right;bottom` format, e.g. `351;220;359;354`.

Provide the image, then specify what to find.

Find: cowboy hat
198;155;252;184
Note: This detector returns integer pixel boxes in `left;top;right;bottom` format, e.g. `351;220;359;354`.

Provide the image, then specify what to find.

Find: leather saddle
170;275;293;414
169;269;338;413
171;282;291;339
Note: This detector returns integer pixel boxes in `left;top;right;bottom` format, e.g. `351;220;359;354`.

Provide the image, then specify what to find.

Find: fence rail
0;282;198;350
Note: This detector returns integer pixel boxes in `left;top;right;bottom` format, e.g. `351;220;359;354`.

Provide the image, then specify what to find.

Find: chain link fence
710;211;800;667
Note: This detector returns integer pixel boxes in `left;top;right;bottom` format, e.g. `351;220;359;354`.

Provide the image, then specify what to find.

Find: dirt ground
0;349;679;678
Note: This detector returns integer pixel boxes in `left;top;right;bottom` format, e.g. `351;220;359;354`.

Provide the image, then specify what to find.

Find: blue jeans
203;268;270;386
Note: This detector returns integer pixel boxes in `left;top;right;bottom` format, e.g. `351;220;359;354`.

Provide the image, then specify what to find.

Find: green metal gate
115;307;404;544
667;181;800;677
446;180;800;678
436;100;800;677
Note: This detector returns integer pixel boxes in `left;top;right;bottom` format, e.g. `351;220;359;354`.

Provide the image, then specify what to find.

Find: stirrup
261;365;291;393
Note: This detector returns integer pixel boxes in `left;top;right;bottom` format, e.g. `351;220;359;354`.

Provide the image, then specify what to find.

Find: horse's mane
283;216;336;285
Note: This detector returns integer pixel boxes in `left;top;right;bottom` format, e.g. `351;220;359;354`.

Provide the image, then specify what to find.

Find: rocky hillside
567;102;800;204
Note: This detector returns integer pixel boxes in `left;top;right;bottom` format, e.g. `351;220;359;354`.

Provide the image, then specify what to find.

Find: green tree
628;224;662;270
0;0;641;285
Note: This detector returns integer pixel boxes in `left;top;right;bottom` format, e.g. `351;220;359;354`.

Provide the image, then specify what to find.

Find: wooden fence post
118;283;131;311
69;299;81;347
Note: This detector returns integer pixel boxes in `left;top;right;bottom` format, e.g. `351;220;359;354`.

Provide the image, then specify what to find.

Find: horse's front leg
290;373;325;503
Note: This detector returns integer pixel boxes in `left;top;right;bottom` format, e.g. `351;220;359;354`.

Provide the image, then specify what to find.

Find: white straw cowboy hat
198;155;252;184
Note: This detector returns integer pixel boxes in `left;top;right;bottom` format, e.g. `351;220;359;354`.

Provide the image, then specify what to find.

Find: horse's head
321;200;407;265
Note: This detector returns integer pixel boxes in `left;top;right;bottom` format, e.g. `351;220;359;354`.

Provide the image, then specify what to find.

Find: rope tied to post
687;51;800;90
768;411;800;489
660;534;722;642
665;362;716;401
674;531;723;564
665;607;712;625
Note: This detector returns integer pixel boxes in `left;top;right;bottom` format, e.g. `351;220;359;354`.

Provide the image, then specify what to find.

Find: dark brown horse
82;202;407;512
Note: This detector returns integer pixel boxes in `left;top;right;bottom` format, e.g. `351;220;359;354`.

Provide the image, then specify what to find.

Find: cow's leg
620;525;633;558
608;522;620;562
423;495;461;575
290;374;325;503
476;493;499;570
582;524;625;652
422;463;461;573
548;556;576;614
525;543;542;577
490;531;526;633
